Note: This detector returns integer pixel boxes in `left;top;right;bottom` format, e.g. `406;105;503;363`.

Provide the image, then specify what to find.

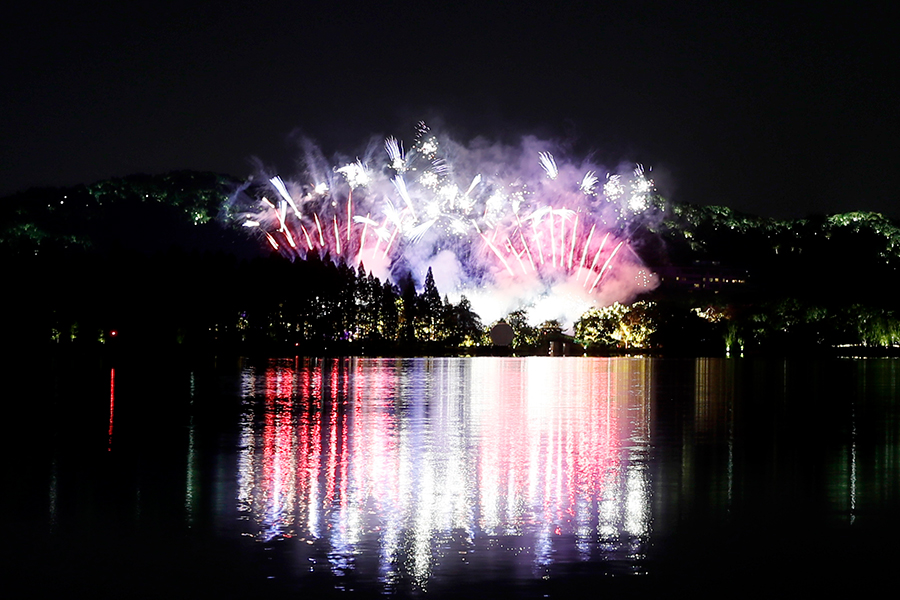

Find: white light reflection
48;458;58;533
185;372;197;527
850;401;857;525
234;357;652;591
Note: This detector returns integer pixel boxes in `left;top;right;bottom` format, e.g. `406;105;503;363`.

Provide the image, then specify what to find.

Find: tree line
5;171;900;356
6;244;489;355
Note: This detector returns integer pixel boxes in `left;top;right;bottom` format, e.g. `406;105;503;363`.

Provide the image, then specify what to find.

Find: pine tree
420;267;443;341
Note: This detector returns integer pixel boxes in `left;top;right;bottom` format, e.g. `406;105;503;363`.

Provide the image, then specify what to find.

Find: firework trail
235;123;659;326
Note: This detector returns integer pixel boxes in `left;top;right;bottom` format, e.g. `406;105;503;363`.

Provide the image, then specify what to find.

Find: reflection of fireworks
237;123;659;324
235;357;652;590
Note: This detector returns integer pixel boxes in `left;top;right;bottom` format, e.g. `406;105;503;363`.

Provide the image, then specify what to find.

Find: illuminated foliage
504;310;541;349
842;305;900;348
689;299;900;353
443;296;483;347
574;301;658;350
0;171;237;257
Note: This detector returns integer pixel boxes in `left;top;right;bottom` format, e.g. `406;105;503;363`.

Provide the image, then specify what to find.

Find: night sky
2;1;895;219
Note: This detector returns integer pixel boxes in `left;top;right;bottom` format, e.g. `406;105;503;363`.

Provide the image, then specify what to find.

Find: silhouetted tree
444;295;482;346
505;309;540;349
418;267;444;341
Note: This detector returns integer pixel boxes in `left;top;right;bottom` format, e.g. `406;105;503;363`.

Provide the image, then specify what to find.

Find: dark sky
2;1;895;219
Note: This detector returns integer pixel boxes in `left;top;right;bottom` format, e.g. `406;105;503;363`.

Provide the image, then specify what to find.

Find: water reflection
108;367;115;451
18;355;900;596
693;358;736;514
235;357;652;592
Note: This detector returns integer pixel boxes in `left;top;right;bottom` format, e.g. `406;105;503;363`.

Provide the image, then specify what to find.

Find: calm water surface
9;355;900;598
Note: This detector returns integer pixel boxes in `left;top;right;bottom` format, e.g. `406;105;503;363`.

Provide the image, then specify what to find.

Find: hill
3;172;899;355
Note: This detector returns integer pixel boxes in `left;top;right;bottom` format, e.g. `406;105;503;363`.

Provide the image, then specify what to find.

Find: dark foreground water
7;354;900;598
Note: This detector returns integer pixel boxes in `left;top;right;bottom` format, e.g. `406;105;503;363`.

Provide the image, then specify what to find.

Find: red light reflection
236;357;651;584
108;368;115;451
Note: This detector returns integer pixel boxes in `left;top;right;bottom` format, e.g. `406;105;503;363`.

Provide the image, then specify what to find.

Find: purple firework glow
237;123;659;326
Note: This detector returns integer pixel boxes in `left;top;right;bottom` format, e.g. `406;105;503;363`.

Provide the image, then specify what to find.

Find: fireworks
236;123;660;325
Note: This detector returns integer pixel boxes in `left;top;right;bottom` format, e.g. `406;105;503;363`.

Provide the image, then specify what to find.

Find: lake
8;354;899;598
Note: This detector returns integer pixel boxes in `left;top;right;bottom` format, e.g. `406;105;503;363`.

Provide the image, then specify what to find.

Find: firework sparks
235;124;660;325
538;151;559;180
579;171;599;195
